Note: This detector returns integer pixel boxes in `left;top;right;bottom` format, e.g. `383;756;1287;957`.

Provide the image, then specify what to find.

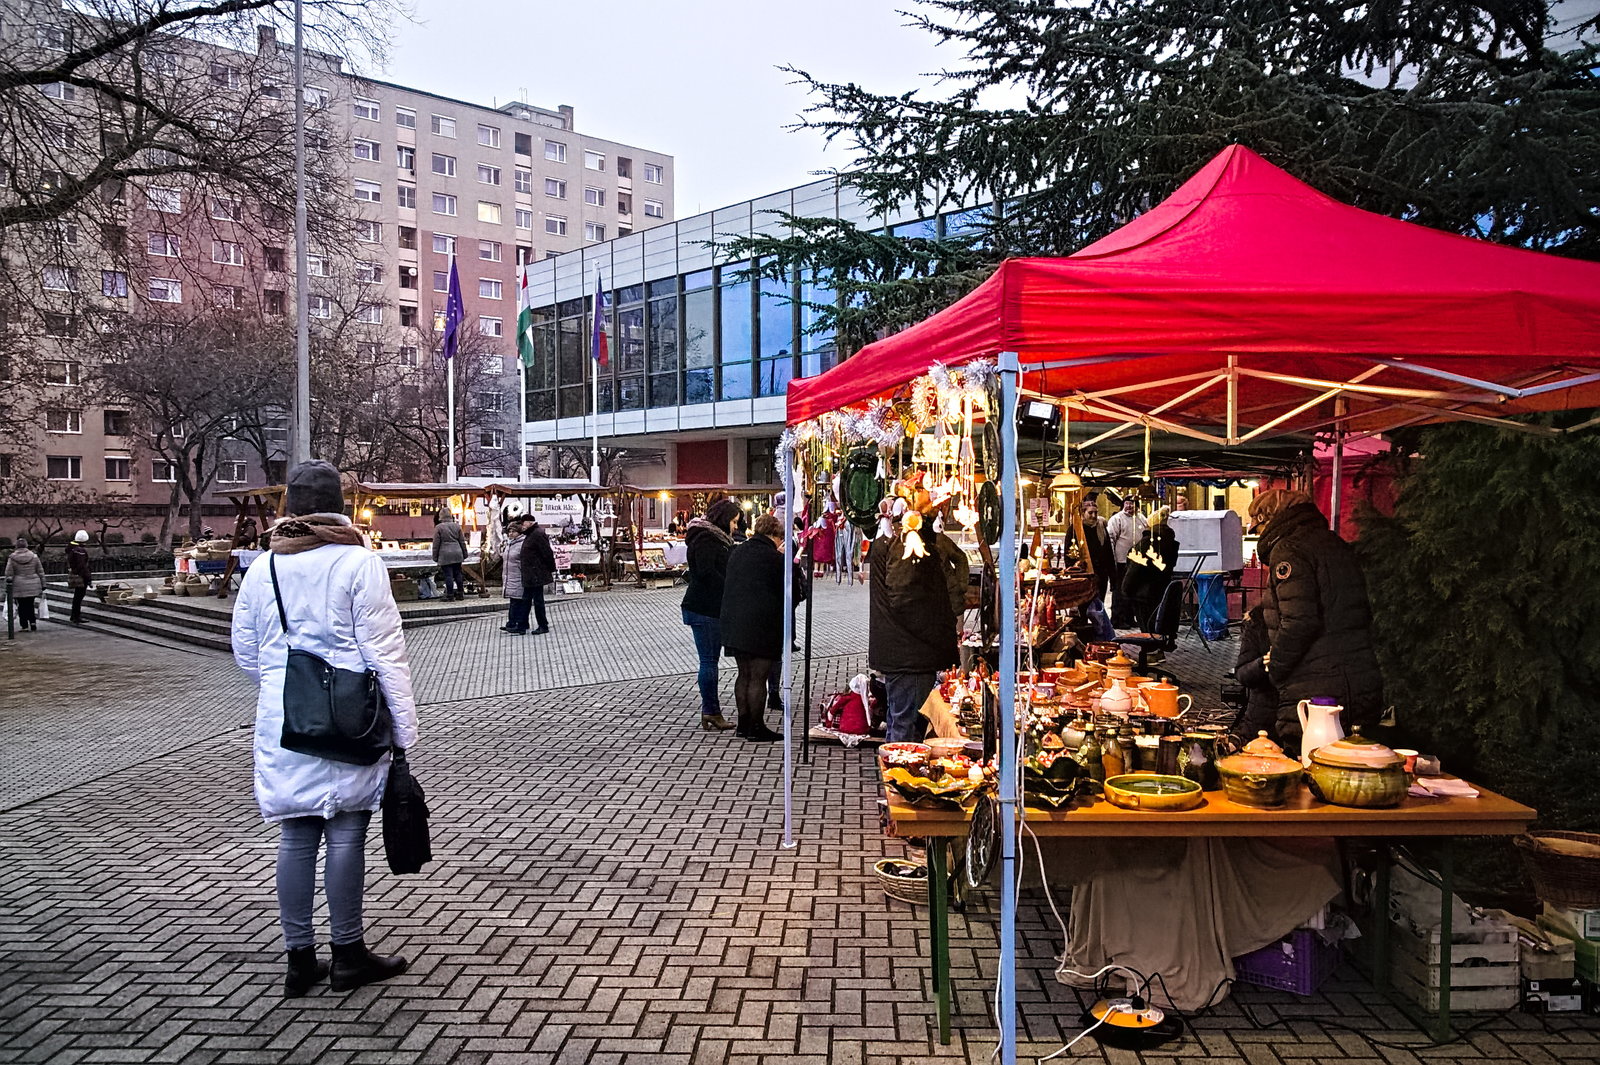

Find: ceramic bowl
1102;773;1204;812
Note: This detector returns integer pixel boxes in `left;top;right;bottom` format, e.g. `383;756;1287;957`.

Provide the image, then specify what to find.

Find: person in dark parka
720;512;808;742
1230;604;1280;744
1118;519;1179;633
869;505;965;743
682;498;740;731
1249;489;1384;755
519;517;557;634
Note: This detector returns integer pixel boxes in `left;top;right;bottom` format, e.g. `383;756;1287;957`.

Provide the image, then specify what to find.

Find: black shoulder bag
270;554;394;765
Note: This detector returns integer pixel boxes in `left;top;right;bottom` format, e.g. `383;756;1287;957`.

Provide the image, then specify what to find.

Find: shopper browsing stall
681;498;740;731
720;512;808;742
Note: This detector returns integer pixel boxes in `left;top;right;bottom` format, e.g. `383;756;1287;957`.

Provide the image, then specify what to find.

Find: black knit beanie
285;460;344;516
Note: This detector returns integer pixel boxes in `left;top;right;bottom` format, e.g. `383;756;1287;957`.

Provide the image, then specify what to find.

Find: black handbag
270;554;394;766
381;747;432;875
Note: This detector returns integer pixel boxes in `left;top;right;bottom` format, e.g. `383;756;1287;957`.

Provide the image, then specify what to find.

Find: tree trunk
159;482;181;551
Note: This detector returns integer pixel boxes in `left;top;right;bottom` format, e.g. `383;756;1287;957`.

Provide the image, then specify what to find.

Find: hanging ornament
901;510;929;559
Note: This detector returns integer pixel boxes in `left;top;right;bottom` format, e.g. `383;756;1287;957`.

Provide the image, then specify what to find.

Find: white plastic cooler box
1167;510;1244;573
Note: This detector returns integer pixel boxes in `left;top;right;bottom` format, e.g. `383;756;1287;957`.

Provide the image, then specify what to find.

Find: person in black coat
520;518;557;634
720;512;808;742
681;498;740;731
869;508;966;743
1118;520;1179;633
1230;604;1280;744
1249;489;1384;754
1074;497;1117;604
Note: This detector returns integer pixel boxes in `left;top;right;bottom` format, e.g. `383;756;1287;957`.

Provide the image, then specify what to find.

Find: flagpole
518;344;530;481
590;273;600;486
446;249;458;483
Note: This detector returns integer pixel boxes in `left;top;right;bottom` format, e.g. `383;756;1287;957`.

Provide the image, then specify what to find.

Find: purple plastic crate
1233;928;1340;995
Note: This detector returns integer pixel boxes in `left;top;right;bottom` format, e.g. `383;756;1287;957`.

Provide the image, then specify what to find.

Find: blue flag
441;257;465;361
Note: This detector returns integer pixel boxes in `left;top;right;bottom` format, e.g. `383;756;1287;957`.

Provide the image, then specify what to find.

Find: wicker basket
1516;831;1600;908
872;858;929;906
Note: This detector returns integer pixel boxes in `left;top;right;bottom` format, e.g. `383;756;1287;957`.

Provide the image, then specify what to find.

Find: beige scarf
269;513;369;555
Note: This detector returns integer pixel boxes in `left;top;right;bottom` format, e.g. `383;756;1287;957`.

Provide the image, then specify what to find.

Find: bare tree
552;445;666;487
93;307;290;544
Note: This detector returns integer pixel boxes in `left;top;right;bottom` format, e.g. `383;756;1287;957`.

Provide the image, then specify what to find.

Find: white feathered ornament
901;510;929;559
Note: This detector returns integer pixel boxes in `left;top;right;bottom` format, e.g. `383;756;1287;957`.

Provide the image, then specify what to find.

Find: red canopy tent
785;145;1600;442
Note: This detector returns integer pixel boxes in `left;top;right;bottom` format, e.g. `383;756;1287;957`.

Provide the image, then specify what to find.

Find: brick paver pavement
2;580;1596;1064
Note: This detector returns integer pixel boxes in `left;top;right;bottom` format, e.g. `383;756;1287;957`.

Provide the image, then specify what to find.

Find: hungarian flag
441;256;465;361
590;271;608;368
517;265;535;369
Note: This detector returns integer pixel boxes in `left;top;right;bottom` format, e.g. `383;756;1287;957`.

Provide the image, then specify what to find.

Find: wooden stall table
885;783;1536;1044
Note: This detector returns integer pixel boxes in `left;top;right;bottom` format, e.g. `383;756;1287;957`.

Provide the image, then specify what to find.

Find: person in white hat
66;530;92;624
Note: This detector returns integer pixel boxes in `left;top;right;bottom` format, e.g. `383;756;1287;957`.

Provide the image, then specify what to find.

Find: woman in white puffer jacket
231;460;420;998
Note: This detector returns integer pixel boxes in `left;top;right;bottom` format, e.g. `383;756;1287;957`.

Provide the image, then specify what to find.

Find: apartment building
1;14;674;536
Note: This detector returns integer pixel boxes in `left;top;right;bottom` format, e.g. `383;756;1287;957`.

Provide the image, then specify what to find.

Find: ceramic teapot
1296;697;1346;767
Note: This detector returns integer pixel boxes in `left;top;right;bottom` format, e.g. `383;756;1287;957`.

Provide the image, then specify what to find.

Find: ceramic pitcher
1296;698;1346;766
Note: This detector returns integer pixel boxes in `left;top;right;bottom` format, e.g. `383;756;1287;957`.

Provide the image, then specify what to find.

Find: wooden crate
1388;915;1519;1012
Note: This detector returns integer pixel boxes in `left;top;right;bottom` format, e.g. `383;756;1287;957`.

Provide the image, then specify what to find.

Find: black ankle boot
740;722;783;742
328;939;408;992
284;946;328;998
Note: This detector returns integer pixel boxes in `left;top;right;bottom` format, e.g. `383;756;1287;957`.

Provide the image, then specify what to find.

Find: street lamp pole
290;0;312;466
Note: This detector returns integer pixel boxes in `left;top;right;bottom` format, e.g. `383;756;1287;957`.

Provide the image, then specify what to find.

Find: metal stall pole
996;353;1021;1065
1330;398;1348;536
803;549;814;765
781;448;797;849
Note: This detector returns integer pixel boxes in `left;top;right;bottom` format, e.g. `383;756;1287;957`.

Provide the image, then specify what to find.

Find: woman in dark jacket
1249;489;1384;754
520;518;557;634
720;512;807;742
1230;604;1280;744
681;499;740;730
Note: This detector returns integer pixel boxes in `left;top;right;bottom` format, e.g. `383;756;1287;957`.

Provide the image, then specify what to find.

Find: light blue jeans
276;810;371;949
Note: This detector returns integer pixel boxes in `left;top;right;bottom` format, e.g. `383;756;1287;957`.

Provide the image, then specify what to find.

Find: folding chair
1116;578;1186;684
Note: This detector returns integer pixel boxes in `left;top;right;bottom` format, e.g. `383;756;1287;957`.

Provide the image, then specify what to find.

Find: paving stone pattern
2;582;1597;1064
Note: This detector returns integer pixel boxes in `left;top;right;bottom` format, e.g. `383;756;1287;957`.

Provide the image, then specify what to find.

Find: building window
102;270;128;298
584;222;605;242
355;260;383;284
47;455;82;481
584;150;605;171
545;140;566;162
303;85;330;109
46;409;82;434
479;279;503;299
353;97;379;121
432;233;456;254
546;215;567;236
147;233;180;257
477;124;500;148
105;457;131;482
397;145;416;170
104;410;130;435
263;290;286;315
356;220;382;243
42;265;77;292
431;152;456;176
400;346;419;366
480;428;505;449
584;186;605;207
479;316;503;336
545;178;566;199
479;239;501;262
400;306;419;327
395;106;416;128
354;178;381;202
211;284;243;309
431;114;455;137
218;461;248;483
617;194;631;215
353;138;380;161
40;81;75;100
43;314;78;338
432;270;449;293
397;184;416;209
477;391;504;412
356;303;383;324
307;295;332;319
477;201;501;225
515;168;533;194
142;50;179;76
644;199;665;218
212;240;245;265
398;265;418;289
148;277;182;303
210;196;242;221
432;193;457;216
516;209;533;230
146;187;182;213
515;244;534;265
398;226;417;250
644;163;664;183
208;62;242;88
479;354;502;376
39;27;73;50
45;361;82;385
477;164;501;185
305;254;329;276
616;157;632;179
150;460;176;482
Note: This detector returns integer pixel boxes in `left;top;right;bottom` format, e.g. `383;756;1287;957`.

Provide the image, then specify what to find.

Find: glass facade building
521;176;955;462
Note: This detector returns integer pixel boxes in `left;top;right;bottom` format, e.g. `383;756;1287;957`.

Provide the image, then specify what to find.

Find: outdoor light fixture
360;508;373;521
1049;471;1083;494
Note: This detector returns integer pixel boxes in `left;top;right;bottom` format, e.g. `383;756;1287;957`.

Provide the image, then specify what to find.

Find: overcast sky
384;0;954;216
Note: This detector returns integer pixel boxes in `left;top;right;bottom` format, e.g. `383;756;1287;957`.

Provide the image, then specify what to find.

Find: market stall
778;145;1600;1060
